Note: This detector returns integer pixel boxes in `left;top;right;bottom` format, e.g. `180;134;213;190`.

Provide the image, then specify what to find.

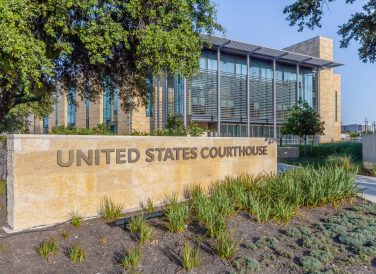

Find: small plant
128;215;152;243
310;250;334;264
121;247;141;272
99;237;108;246
61;230;69;240
300;255;322;272
255;236;279;249
232;257;260;273
37;238;59;259
165;195;189;233
68;244;86;263
100;196;123;221
215;231;238;260
182;241;201;270
146;198;154;213
70;212;84;228
139;223;152;244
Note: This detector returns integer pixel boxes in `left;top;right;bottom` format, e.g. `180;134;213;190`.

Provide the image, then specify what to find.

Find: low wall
7;135;276;231
0;142;6;180
362;135;376;166
277;147;299;159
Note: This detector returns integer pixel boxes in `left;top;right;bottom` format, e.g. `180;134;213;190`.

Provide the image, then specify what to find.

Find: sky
214;0;375;125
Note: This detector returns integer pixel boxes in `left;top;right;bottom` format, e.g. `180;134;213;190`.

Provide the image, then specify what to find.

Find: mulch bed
0;195;375;274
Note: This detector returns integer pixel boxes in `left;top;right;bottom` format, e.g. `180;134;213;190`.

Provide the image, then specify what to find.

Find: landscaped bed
0;165;375;273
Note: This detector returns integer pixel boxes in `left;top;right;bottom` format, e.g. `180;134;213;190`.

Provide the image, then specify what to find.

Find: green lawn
0;180;5;195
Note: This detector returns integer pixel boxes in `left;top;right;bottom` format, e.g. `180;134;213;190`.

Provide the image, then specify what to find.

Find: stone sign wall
7;135;276;231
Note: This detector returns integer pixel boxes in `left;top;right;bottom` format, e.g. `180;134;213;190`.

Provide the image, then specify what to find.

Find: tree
283;0;376;63
0;0;222;132
281;101;325;157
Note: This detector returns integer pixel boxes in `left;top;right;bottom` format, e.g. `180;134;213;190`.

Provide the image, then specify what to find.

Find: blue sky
214;0;375;125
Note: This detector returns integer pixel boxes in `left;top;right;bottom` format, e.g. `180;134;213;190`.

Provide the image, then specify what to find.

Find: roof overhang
201;35;343;69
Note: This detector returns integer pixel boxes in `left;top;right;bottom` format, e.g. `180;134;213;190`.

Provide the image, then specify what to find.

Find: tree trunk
304;135;307;158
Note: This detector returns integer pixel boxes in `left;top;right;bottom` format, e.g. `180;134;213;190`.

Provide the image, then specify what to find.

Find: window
43;117;49;134
103;77;119;133
67;87;76;126
335;91;338;122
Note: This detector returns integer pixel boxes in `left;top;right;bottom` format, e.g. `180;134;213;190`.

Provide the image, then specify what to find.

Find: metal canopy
202;35;343;69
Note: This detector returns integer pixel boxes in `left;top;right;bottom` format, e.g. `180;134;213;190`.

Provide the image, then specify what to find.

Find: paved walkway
277;163;376;203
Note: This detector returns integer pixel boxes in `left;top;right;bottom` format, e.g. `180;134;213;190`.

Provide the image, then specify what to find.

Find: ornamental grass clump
121;247;141;272
165;195;189;233
215;231;238;260
37;238;59;260
100;196;123;221
128;215;152;243
70;212;84;228
182;241;201;270
68;244;86;263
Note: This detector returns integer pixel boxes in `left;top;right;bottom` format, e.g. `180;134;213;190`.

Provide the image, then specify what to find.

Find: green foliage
61;230;69;240
302;142;362;161
100;196;123;221
310;250;334;264
232;257;260;273
121;247;141;272
131;129;149;136
145;198;154;213
165;195;190;233
51;124;113;135
182;241;201;270
255;236;279;249
68;244;86;263
326;155;354;170
284;0;376;63
70;212;84;228
37;238;59;259
281;100;324;157
154;114;187;136
285;227;311;238
0;0;222;128
128;215;152;243
215;231;238;260
300;255;322;272
0;180;5;195
188;122;207;137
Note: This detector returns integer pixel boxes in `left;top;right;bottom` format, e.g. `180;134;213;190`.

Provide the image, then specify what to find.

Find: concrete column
273;59;277;139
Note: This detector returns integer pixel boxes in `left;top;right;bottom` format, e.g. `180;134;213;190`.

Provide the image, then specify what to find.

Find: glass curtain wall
164;49;317;141
103;77;119;133
67;87;76;127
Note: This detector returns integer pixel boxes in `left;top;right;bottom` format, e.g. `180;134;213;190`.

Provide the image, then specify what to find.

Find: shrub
310;250;334;264
70;212;84;228
215;231;238;260
300;256;322;272
326;155;353;170
300;142;362;161
255;236;279;249
100;196;123;221
188;122;206;137
37;239;59;259
121;247;141;271
51;124;113;135
68;244;86;263
232;257;260;273
182;241;201;270
131;129;149;136
165;195;189;233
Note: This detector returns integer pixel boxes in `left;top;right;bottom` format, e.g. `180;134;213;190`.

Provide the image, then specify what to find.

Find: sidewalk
277;163;376;203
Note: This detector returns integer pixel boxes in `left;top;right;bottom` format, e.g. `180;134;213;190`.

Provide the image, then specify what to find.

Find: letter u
57;150;74;167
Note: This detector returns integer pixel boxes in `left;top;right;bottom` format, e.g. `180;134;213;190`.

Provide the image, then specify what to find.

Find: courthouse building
28;35;342;143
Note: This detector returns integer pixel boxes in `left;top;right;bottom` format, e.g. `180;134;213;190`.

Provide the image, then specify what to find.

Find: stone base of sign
7;135;276;231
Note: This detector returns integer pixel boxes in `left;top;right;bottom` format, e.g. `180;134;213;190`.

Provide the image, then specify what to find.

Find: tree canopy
283;0;376;63
0;0;222;132
281;101;325;155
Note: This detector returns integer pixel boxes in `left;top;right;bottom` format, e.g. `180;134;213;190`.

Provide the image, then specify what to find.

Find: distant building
342;123;374;133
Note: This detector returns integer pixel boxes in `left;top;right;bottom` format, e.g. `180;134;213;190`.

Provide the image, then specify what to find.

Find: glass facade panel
67;87;76;126
276;63;297;123
103;77;119;133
